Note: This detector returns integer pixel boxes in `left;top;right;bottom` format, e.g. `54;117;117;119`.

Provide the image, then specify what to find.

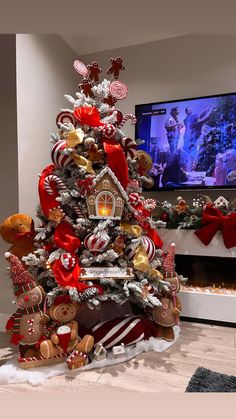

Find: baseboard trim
181;316;236;328
0;313;10;332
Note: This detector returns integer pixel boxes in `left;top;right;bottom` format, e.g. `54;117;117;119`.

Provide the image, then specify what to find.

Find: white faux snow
0;326;179;386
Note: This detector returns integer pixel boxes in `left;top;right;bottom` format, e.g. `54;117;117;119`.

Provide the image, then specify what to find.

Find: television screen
135;92;236;190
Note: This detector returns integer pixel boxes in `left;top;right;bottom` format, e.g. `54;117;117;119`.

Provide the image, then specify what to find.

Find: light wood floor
0;321;235;393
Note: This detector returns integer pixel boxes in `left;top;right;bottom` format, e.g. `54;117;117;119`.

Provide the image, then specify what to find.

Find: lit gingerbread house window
86;167;128;220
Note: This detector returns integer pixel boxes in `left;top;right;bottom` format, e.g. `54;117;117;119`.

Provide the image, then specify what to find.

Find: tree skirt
0;326;179;386
186;367;236;392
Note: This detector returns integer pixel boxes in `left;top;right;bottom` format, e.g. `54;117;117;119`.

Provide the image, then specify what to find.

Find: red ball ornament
51;140;74;170
60;253;76;270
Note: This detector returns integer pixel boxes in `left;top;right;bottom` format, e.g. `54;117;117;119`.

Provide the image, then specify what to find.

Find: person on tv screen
183;105;217;169
164;107;183;153
161;150;188;188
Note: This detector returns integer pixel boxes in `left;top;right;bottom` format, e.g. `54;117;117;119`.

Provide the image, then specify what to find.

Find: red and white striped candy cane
44;175;67;195
117;113;137;129
143;198;156;211
71;205;85;218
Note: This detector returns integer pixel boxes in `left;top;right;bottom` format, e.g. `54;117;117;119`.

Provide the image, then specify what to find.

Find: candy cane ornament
44;175;67;195
117;114;137;129
120;137;137;158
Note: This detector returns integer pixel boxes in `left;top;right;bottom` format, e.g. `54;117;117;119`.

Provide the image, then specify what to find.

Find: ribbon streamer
132;243;150;272
102;139;129;189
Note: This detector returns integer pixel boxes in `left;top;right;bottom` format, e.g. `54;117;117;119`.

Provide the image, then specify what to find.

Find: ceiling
1;0;236;55
59;1;236;55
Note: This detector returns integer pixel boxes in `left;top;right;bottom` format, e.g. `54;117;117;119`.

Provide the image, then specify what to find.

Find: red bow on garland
195;204;236;249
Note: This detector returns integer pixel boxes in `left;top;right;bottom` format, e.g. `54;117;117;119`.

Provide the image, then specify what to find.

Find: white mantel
158;229;236;258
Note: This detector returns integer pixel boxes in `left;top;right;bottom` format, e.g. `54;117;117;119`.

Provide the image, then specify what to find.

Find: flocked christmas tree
1;57;185;368
22;57;171;311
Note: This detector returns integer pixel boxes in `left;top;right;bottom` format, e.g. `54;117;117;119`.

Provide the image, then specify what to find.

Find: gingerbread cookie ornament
88;61;102;83
107;57;125;79
79;79;95;98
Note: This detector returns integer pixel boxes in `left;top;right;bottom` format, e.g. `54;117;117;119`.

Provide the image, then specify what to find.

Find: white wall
0;35;18;314
81;34;236;203
16;34;78;219
0;35;78;314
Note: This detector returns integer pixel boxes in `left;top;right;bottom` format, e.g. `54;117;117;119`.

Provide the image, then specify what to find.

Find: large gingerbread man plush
5;252;48;358
0;213;36;259
40;295;94;359
152;243;182;341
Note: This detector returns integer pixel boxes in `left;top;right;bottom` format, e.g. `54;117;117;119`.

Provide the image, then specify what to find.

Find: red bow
195;205;236;248
73;106;103;127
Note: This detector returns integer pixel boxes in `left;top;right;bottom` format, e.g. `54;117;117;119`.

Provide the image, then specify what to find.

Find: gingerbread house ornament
86;167;128;220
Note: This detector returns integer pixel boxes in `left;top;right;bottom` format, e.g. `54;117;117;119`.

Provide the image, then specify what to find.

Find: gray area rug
186;367;236;392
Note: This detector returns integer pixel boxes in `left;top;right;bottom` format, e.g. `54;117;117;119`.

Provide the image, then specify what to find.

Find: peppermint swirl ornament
109;81;128;100
73;59;89;77
56;111;76;128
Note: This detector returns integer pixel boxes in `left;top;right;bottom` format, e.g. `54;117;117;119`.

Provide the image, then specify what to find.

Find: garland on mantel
152;194;236;231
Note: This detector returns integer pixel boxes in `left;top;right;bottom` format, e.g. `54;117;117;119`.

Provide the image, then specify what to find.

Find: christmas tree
1;57;184;368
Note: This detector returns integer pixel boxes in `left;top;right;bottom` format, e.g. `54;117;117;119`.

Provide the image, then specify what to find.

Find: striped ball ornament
126;236;155;262
141;236;155;262
51;140;74;170
84;233;110;253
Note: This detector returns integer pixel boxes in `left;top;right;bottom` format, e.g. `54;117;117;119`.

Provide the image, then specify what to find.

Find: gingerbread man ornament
88;61;102;83
79;79;94;98
107;57;125;79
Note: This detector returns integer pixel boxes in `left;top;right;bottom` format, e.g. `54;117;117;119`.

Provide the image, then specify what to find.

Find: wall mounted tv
135;92;236;190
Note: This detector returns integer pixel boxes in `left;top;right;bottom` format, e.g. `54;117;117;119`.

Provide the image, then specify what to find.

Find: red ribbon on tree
52;221;82;289
38;164;59;218
53;222;81;253
103;139;129;189
195;204;236;248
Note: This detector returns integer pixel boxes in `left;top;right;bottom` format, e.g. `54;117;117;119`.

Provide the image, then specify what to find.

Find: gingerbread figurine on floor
40;295;94;359
5;252;49;358
152;243;182;341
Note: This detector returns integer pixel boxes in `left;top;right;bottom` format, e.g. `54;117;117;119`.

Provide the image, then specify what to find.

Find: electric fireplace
158;229;236;323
